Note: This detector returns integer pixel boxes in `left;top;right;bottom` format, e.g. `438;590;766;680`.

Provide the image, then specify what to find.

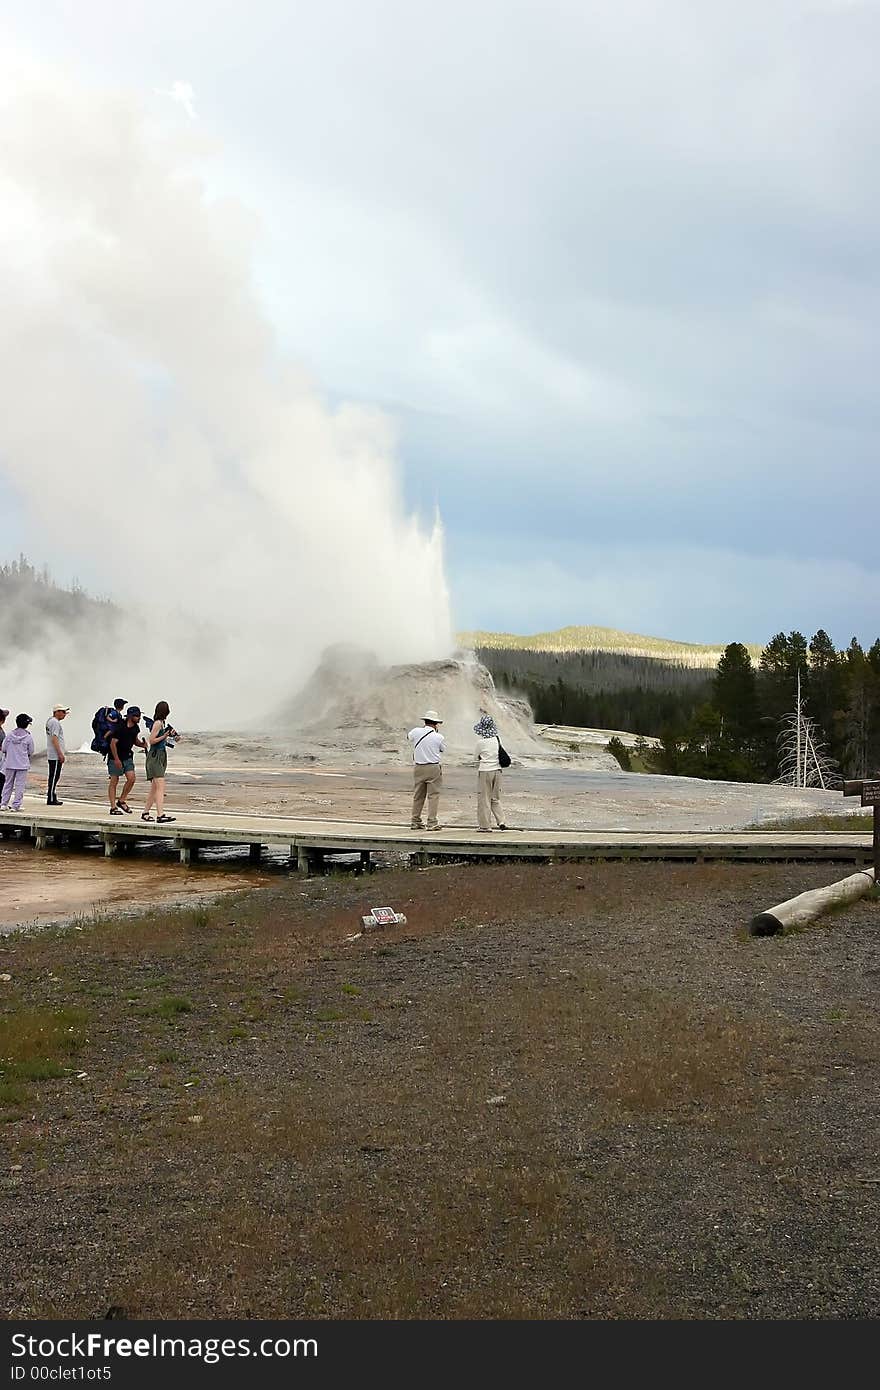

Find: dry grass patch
0;1003;88;1114
94;962;799;1318
114;1162;653;1320
754;813;872;832
428;971;791;1125
160;1089;340;1163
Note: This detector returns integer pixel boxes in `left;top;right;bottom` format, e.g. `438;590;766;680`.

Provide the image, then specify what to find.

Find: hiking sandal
156;814;176;824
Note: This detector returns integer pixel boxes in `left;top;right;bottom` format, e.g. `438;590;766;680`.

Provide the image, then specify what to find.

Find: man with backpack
91;699;127;758
407;710;445;831
107;706;146;815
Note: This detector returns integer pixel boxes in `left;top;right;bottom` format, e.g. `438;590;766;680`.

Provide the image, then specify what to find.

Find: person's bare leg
153;778;165;817
143;779;155;816
119;771;136;808
108;775;119;810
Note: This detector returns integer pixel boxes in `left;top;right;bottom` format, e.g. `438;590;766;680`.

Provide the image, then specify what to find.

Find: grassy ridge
458;625;763;666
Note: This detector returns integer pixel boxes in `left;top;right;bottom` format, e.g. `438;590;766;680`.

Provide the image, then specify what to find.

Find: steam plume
0;46;452;738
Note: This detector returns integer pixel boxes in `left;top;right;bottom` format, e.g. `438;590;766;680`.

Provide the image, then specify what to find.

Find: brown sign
861;780;880;807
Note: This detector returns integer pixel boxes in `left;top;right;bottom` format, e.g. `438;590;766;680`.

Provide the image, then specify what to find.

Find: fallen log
750;867;876;936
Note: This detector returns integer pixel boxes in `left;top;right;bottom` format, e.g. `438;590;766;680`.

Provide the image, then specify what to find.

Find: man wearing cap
107;706;146;815
407;710;445;831
45;702;69;806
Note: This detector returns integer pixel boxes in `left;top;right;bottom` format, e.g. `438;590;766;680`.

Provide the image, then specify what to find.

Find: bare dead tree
774;671;840;789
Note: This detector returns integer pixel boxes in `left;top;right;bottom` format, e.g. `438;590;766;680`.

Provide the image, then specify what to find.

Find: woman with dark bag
473;709;509;831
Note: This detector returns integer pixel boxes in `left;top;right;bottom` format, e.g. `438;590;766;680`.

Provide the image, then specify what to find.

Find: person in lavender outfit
0;708;9;804
0;714;35;812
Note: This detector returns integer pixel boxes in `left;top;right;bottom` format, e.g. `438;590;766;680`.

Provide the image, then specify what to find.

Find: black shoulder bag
497;735;511;769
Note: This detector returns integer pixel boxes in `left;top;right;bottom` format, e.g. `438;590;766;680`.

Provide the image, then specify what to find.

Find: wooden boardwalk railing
0;798;872;874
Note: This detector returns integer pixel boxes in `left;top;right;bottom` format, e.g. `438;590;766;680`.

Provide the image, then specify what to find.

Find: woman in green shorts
142;700;179;823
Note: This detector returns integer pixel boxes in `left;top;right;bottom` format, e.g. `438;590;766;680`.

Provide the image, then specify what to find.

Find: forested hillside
0;556;117;648
476;647;714;737
461;624;762;664
475;630;880;784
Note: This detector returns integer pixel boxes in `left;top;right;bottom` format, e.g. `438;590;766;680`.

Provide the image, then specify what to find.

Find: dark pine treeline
478;648;714;738
480;631;880;783
0;555;114;648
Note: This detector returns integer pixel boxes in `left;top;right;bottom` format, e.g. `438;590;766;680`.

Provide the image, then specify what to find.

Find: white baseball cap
423;709;442;722
52;701;70;712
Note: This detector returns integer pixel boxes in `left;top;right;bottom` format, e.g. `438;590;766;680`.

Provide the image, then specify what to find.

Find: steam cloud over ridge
0;48;452;735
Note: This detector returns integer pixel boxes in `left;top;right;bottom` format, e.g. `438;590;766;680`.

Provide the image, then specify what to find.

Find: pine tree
808;630;844;753
837;640;874;778
714;642;759;741
759;632;801;721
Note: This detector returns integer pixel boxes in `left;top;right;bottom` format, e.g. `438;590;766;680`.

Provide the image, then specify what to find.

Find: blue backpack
90;706;117;754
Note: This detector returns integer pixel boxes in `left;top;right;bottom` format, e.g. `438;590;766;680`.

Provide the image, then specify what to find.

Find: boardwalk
0;796;872;872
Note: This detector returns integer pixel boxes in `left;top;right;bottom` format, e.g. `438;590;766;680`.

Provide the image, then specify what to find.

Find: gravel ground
1;859;878;1320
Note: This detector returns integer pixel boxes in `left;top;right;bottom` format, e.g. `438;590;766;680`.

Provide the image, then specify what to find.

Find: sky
1;0;879;649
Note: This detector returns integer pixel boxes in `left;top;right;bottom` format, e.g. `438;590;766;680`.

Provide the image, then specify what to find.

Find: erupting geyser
0;44;452;731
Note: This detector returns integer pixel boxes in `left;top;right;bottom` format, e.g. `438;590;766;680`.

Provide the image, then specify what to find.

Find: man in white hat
407;710;445;831
45;702;69;806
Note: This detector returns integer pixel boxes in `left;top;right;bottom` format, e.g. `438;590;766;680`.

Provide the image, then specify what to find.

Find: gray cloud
3;1;879;642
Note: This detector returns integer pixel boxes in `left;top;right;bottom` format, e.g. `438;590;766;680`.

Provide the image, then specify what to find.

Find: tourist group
0;700;180;822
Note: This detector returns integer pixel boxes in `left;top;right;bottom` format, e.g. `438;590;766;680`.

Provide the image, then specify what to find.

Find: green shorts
145;748;168;781
107;756;134;777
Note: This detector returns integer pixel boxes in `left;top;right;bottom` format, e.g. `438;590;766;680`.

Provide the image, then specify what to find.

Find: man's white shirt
408;727;445;764
46;716;66;758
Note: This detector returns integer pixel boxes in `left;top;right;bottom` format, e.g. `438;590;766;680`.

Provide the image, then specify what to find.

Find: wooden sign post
842;779;880;885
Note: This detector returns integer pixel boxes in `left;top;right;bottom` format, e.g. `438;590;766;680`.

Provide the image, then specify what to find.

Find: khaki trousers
477;770;504;829
412;763;442;828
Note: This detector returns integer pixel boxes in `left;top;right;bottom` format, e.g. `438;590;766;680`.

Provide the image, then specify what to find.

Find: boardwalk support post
842;779;880;887
249;842;261;865
103;833;118;858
